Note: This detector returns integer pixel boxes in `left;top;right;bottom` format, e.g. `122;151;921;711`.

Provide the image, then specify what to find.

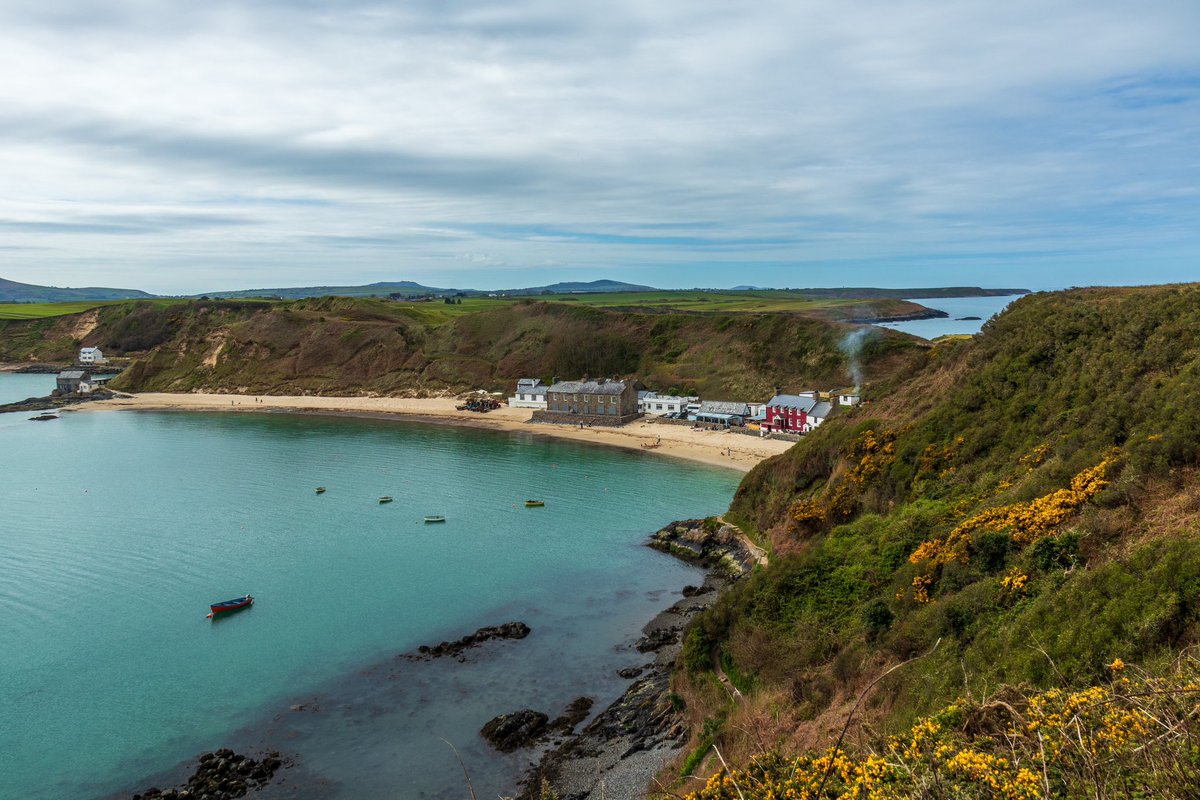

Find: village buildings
532;378;641;425
78;346;106;365
509;377;853;434
693;400;754;427
508;378;549;409
761;393;833;434
638;392;697;416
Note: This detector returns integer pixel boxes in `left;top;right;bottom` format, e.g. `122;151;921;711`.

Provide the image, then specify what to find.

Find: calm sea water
0;371;55;404
0;395;738;799
879;295;1024;338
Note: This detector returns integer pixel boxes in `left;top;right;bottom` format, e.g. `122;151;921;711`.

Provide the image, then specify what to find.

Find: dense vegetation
0;296;926;398
668;284;1200;796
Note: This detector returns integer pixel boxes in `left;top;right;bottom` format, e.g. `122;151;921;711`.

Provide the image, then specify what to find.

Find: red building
763;393;832;433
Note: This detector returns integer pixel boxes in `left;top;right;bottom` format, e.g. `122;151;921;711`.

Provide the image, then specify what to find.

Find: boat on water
379;496;394;504
315;486;326;494
207;594;253;618
424;515;446;523
524;500;545;507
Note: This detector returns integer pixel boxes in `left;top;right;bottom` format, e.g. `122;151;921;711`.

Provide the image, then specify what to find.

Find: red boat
207;594;253;618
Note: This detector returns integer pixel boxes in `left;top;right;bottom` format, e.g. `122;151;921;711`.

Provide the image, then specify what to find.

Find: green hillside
0;296;926;398
669;284;1200;797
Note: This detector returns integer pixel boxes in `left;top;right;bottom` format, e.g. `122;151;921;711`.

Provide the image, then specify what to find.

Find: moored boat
315;486;326;494
424;515;446;523
207;594;253;618
379;496;393;503
524;500;545;507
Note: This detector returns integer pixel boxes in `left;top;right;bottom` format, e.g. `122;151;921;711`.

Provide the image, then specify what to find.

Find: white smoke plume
839;328;875;391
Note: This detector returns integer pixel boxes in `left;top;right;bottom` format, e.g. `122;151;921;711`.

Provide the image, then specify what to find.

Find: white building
508;378;549;409
639;392;697;416
78;347;106;365
839;391;861;406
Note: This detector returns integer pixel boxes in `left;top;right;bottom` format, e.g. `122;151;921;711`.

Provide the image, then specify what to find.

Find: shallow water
0;371;55;404
0;402;738;799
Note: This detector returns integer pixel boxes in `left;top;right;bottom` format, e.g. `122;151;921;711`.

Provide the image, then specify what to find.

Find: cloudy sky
0;0;1197;294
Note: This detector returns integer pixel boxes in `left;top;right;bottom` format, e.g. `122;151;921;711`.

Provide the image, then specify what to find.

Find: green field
0;298;212;320
377;290;916;324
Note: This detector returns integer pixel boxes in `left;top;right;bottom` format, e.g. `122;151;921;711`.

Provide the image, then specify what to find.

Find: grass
0;298;188;319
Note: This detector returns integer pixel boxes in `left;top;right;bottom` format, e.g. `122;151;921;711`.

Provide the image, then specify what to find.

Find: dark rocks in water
28;413;58;421
956;315;982;321
131;748;287;799
411;621;531;660
617;666;645;679
551;697;594;732
635;626;679;653
681;584;708;597
480;709;550;752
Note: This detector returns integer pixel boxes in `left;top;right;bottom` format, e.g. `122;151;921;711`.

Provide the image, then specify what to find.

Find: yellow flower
1110;657;1125;672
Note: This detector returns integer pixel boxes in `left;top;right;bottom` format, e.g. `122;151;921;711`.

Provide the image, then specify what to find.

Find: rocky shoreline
847;307;949;324
516;518;760;800
0;387;128;415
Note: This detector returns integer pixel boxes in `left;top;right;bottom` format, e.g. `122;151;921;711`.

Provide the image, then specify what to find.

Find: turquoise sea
0;371;55;404
0;389;739;799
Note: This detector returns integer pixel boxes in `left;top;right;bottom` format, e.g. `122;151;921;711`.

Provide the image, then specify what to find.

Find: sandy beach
84;392;794;472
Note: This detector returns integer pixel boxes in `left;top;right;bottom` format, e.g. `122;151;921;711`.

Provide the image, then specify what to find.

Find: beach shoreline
79;392;794;472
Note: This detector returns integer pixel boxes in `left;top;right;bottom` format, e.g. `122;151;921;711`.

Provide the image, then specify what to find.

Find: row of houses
509;378;860;433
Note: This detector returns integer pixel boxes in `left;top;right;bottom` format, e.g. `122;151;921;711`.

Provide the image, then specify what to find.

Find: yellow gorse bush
904;457;1115;602
683;657;1200;800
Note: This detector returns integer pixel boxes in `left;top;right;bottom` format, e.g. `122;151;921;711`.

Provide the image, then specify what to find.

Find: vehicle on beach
207;594;253;618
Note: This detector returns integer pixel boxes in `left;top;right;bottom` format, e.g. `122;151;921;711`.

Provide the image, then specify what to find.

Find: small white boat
379;496;394;504
315;486;326;494
424;515;446;523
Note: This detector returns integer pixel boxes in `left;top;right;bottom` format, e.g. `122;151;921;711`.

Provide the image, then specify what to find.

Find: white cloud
0;0;1197;292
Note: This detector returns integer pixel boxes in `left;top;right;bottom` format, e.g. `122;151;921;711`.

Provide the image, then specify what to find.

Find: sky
0;0;1198;294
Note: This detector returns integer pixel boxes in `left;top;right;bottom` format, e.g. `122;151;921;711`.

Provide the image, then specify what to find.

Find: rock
635;627;678;653
617;666;644;679
408;621;531;660
480;709;550;752
681;584;706;597
550;697;594;732
130;748;288;799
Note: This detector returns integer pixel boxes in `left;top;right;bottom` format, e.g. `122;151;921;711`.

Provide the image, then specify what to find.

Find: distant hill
0;277;154;303
513;279;657;294
201;277;657;300
198;281;458;300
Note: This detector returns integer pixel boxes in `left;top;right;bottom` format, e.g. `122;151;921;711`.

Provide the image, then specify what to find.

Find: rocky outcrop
647;519;757;575
130;748;287;800
407;621;531;661
0;387;128;415
481;710;551;752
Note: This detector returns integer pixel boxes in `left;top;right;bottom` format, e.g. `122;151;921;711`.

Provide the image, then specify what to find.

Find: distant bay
879;294;1025;338
0;401;738;799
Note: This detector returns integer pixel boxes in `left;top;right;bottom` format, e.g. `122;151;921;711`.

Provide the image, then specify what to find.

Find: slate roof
809;401;833;419
515;378;548;395
699;400;751;416
58;370;88;380
766;394;817;411
548;379;628;396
